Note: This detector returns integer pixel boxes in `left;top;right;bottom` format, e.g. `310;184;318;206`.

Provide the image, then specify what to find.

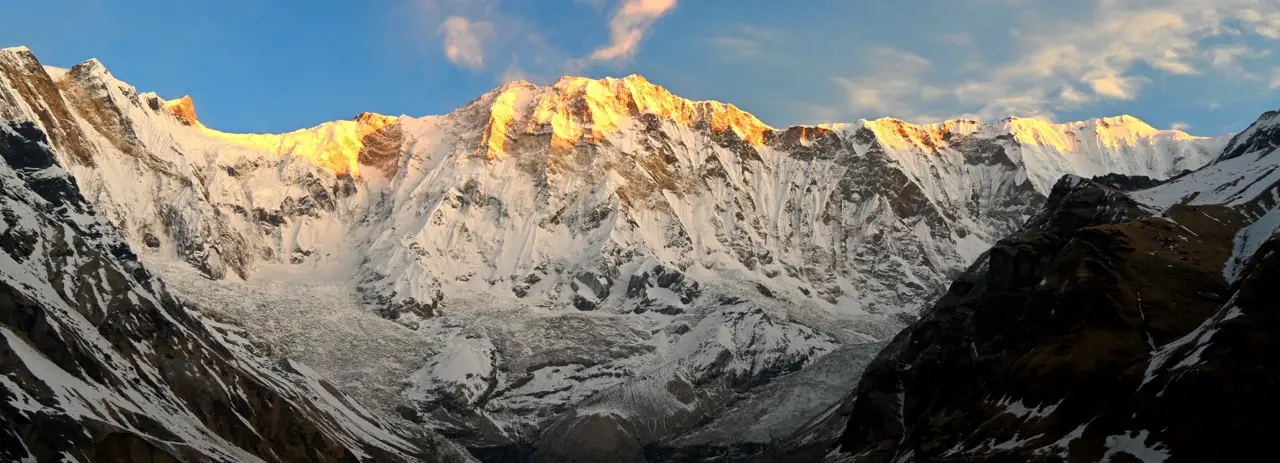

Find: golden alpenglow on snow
3;1;1280;461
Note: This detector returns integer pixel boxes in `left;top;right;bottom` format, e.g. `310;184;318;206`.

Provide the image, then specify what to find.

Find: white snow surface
1101;430;1170;463
0;52;1223;322
0;46;1237;450
1135;110;1280;283
0;121;465;461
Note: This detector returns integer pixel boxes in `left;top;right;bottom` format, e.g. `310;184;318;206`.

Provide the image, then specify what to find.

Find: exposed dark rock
572;295;598;311
1218;110;1280;161
1089;172;1177;191
0;48;96;165
831;173;1277;462
0;120;56;169
0;124;472;462
755;283;775;299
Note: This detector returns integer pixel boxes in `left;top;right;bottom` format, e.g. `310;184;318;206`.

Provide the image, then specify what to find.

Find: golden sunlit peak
177;99;399;177
497;79;538;91
856;114;1197;154
999;114;1203;151
163;95;200;126
861;117;984;152
1093;114;1156;131
355;111;396;127
475;73;774;159
549;73;652;88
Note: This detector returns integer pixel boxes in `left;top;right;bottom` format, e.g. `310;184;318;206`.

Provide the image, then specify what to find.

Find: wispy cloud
416;0;679;82
829;0;1280;121
1208;45;1271;78
708;24;778;62
831;46;956;122
439;16;492;69
413;0;579;84
589;0;678;63
1171;121;1192;131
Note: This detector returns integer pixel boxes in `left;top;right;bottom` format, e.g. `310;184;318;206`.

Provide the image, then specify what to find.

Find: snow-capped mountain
824;109;1280;462
0;45;1230;460
0;119;474;461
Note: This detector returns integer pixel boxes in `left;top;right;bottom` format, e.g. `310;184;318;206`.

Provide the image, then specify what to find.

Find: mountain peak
550;73;652;88
1093;114;1155;130
998;114;1194;151
0;45;33;58
69;58;110;78
155;93;399;177
196;114;398;177
474;73;772;159
164;95;200;126
861;117;984;152
1217;109;1280;161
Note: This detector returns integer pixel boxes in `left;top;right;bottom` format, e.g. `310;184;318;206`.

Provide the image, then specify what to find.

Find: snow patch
1102;430;1170;463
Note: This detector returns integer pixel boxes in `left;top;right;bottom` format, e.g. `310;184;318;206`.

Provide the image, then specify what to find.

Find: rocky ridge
825;109;1280;462
0;44;1233;461
0;118;474;462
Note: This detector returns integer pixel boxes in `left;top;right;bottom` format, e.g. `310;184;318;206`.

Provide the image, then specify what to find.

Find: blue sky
3;0;1278;135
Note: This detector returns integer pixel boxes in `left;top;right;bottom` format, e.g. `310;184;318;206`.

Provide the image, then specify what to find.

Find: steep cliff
829;110;1280;462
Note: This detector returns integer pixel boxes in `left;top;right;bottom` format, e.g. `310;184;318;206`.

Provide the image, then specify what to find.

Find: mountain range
1;45;1275;462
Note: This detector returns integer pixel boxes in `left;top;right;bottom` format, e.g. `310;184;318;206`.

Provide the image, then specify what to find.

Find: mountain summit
825;107;1280;463
0;46;1238;460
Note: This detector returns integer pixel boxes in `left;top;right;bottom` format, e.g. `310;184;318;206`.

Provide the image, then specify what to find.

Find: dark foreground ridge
826;109;1280;462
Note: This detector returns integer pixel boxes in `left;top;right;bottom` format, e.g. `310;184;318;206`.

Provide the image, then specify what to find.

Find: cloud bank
829;0;1280;122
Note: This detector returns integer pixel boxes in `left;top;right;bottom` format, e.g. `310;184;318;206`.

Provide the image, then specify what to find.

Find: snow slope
826;108;1280;462
0;45;1231;458
0;119;474;462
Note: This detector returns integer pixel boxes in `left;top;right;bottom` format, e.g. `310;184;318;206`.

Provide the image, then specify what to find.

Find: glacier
0;45;1231;459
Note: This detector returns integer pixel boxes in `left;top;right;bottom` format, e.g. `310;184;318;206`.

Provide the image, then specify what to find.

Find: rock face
0;120;474;462
828;110;1280;462
0;44;1233;461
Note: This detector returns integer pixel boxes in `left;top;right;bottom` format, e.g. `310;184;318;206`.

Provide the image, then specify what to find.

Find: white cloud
709;24;779;62
1059;85;1093;104
439;16;493;69
1083;71;1148;100
1238;8;1280;39
1171;121;1192;131
1208;45;1271;77
829;0;1280;121
411;0;580;83
710;36;760;62
416;0;681;79
831;47;953;121
1271;68;1280;89
589;0;678;63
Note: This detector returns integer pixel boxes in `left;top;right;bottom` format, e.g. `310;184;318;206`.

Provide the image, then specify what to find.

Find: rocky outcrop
828;110;1280;463
0;121;474;462
0;45;1237;462
0;47;95;166
1218;110;1279;161
161;95;198;126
